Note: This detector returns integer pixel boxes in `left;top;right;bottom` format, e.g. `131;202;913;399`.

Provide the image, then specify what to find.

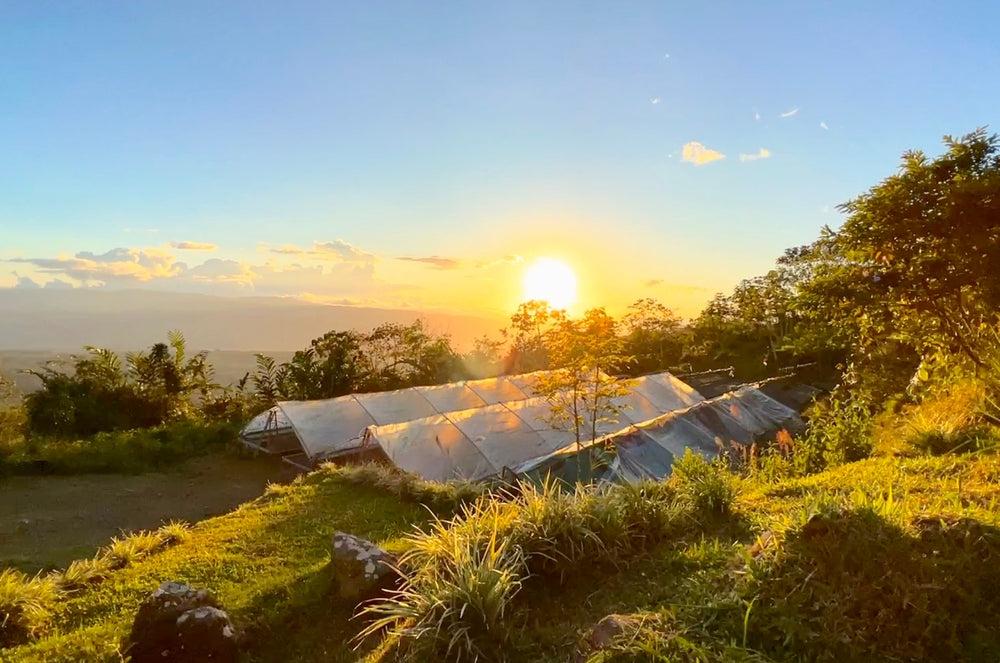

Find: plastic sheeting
240;369;709;471
511;385;804;485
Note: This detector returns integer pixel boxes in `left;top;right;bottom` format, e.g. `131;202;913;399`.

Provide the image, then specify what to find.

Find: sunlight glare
522;257;578;310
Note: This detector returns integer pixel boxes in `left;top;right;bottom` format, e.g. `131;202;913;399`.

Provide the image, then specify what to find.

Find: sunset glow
522;258;578;310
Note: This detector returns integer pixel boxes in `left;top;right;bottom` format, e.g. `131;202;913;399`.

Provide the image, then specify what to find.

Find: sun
522;257;578;310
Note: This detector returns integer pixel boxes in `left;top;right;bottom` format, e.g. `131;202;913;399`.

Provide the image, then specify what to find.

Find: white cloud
780;107;799;118
754;110;761;121
267;239;376;263
651;97;661;105
681;142;725;166
820;121;829;130
739;148;772;162
170;241;218;251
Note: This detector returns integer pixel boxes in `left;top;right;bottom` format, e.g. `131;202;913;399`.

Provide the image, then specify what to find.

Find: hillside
5;449;999;662
0;290;504;352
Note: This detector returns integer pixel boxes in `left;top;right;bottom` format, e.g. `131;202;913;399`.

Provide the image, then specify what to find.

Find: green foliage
359;530;527;662
363;480;689;661
791;391;874;474
670;450;737;515
620;298;686;375
23;332;226;437
743;498;1000;662
529;308;632;452
0;420;237;476
0;570;59;648
250;320;467;405
320;462;487;514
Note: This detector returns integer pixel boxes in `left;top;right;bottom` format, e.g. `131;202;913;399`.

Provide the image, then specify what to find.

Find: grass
0;420;240;476
321;462;488;514
4;442;1000;662
1;467;428;662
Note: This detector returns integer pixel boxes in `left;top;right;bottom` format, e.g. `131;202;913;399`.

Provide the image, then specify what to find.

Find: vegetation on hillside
5;129;1000;660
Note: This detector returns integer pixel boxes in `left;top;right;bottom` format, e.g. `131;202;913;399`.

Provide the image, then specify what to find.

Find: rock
329;531;397;600
127;581;239;662
586;613;647;650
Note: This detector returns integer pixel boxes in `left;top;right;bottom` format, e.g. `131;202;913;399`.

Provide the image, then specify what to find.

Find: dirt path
0;453;298;573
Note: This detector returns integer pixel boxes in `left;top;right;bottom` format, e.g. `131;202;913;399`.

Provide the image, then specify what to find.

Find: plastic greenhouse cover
465;376;529;404
364;415;496;482
416;383;488;413
446;404;567;471
278;398;377;458
612;428;677;482
353;388;438;424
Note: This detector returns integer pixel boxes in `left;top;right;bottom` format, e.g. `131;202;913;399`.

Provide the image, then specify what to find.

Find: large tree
801;128;1000;376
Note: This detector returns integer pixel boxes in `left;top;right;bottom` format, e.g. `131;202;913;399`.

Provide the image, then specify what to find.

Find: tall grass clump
670;450;736;515
0;569;59;648
359;531;526;662
361;479;688;661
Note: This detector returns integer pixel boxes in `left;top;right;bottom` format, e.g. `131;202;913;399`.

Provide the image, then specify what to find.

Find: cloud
267;239;376;263
780;107;799;118
12;247;183;283
397;256;462;270
754;110;760;121
651;98;661;105
681;142;725;166
820;121;829;130
739;148;772;162
170;241;218;251
644;279;664;287
13;276;40;290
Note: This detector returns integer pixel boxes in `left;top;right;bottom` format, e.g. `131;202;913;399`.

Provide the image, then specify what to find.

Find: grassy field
0;453;296;574
3;448;999;663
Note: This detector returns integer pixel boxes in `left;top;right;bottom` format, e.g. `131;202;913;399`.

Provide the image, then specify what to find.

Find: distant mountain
0;289;505;352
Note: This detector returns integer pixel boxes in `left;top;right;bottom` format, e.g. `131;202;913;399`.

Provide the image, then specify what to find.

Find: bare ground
0;453;298;573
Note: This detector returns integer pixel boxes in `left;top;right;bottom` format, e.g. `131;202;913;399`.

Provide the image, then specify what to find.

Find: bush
0;420;237;475
794;390;874;474
670;450;737;515
0;569;59;647
361;480;689;661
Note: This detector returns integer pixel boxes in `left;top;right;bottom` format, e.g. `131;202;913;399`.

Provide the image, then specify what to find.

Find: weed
155;520;193;546
0;569;59;647
670;450;736;515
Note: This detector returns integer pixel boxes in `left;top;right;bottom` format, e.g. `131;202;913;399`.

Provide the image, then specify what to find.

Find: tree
621;298;684;375
503;300;564;373
798;129;1000;386
529;309;632;472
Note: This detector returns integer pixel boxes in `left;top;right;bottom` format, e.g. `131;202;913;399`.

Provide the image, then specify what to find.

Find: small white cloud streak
169;241;218;251
651;97;661;105
820;121;829;130
739;148;772;162
681;142;725;166
780;107;799;118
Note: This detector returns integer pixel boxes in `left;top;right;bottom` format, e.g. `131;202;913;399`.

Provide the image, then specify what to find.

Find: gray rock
127;581;239;662
329;531;397;600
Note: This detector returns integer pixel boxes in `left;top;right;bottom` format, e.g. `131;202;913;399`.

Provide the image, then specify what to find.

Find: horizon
3;2;999;322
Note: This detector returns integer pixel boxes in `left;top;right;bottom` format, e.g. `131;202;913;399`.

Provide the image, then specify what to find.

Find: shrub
0;569;59;647
362;479;689;660
794;390;874;474
53;557;112;594
155;520;193;546
670;450;736;515
102;532;165;570
359;530;526;662
1;420;237;476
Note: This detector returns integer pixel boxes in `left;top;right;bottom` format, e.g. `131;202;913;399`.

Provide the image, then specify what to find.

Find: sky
1;1;998;318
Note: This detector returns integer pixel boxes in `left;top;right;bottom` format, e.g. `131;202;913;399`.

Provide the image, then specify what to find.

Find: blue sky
1;1;997;316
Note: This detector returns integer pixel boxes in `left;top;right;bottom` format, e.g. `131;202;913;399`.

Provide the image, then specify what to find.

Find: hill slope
5;452;1000;662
